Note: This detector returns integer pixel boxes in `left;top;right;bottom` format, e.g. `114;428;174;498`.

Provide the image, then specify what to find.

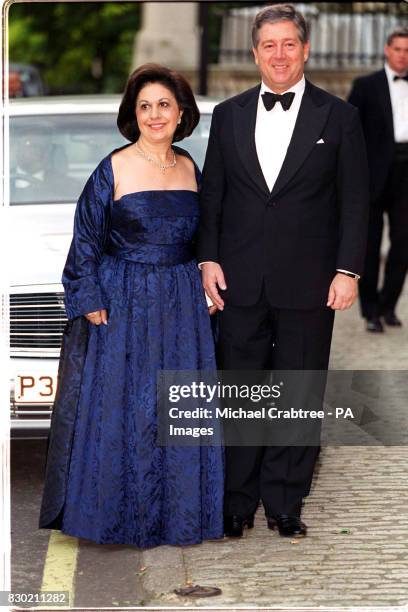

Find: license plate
15;371;58;404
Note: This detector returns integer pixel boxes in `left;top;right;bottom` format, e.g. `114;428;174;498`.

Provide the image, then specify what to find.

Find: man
348;28;408;333
11;127;81;203
198;4;368;538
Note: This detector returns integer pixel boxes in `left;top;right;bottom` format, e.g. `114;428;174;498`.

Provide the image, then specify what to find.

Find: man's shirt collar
260;75;306;97
385;61;407;80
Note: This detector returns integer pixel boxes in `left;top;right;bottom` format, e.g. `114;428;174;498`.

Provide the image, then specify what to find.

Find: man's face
16;132;48;174
384;36;408;75
253;20;309;93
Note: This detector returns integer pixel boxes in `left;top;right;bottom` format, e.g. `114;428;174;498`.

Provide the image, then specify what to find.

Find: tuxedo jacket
348;70;395;202
197;80;369;309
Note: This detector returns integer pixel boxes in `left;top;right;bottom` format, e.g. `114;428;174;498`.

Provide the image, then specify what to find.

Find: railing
218;3;408;69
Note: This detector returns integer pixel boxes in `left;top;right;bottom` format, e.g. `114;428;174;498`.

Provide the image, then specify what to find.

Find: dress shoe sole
365;317;384;333
224;517;254;538
267;518;307;538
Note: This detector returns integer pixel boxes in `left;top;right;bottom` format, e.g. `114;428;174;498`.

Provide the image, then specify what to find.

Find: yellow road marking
41;530;79;608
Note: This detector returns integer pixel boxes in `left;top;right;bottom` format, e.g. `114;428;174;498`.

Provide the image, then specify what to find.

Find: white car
9;95;215;438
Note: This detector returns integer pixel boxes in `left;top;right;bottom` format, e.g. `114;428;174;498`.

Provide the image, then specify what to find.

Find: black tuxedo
198;81;369;309
198;80;369;519
348;70;395;202
348;69;408;319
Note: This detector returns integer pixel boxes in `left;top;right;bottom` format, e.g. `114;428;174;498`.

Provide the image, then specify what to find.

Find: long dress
39;146;224;547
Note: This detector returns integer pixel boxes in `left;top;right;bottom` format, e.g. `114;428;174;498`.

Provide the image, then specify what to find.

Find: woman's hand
208;304;218;316
85;309;108;325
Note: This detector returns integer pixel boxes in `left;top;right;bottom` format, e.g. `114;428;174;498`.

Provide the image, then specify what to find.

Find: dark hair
252;3;309;47
117;63;200;143
387;27;408;46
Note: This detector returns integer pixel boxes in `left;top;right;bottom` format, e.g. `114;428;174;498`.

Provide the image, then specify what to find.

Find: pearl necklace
135;141;176;173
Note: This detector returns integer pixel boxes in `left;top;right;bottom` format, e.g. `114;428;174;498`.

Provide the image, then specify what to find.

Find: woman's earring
177;117;182;125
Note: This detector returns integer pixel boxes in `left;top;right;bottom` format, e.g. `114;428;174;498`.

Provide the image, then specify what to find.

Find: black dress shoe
224;514;254;537
366;317;384;333
383;312;402;327
267;515;307;537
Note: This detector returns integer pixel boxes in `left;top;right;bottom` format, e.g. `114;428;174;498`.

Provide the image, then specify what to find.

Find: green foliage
8;2;141;94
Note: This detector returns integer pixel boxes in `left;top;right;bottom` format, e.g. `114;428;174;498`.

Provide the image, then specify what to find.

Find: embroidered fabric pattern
39;151;224;547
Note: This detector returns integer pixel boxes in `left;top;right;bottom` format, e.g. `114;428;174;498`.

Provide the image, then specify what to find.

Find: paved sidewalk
138;286;408;608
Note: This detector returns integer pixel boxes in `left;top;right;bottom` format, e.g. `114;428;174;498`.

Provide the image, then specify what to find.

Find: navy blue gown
39;147;224;547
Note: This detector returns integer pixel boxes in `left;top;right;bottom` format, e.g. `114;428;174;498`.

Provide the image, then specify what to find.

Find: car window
9;112;211;205
9;114;127;205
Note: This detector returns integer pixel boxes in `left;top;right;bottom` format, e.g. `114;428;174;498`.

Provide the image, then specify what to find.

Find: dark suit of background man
198;3;369;539
348;28;408;333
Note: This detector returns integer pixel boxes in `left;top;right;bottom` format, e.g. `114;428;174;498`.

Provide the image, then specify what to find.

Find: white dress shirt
255;76;305;192
384;62;408;143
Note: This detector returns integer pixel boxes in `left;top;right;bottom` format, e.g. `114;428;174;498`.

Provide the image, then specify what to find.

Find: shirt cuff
336;269;360;279
198;261;215;270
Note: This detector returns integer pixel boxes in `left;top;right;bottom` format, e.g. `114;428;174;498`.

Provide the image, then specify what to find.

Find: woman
39;64;224;547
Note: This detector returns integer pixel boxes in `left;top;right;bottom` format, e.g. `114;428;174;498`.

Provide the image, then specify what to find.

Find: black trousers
217;289;335;518
359;145;408;319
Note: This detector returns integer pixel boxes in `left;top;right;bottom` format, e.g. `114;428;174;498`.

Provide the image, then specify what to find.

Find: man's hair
252;3;309;48
386;27;408;46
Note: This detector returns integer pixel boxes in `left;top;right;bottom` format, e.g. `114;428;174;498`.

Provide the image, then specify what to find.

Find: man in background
348;28;408;332
11;127;81;204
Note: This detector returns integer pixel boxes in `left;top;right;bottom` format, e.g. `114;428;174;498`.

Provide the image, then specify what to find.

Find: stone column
132;3;199;70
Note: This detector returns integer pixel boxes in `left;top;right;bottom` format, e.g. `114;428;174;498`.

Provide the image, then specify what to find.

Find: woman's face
135;82;182;145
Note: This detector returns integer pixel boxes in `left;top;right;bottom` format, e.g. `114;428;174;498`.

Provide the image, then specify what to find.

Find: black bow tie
393;74;408;82
262;91;295;111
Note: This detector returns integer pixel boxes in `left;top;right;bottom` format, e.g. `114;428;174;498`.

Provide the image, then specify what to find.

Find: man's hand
201;262;227;311
203;285;219;315
85;309;108;325
327;273;358;310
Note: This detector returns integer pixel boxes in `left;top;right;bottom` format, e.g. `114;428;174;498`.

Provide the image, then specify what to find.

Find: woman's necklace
135;141;176;173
